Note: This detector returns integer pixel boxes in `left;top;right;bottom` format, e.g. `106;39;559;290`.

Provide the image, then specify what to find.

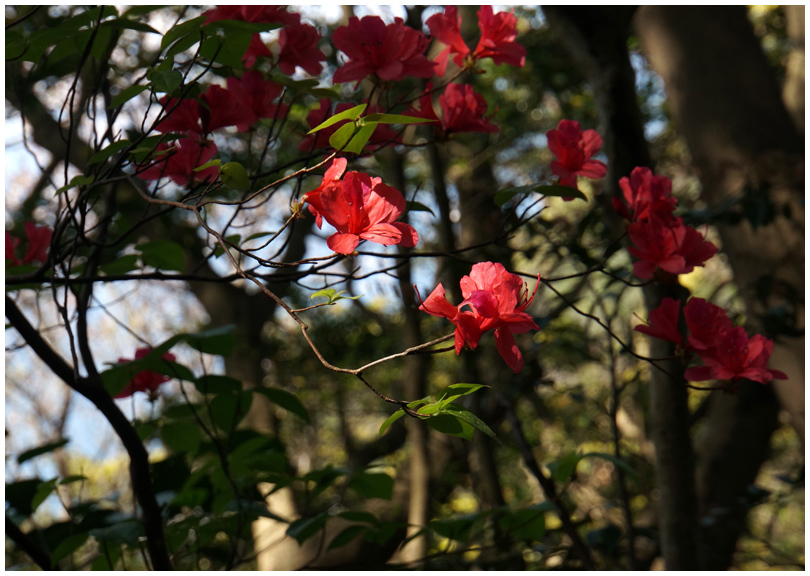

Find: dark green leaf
58;475;87;486
328;525;367;551
51;532;89;564
338;511;379;525
308;104;367;134
55;175;94;196
31;478;59;512
183;324;236;356
378;409;405;437
161;420;201;453
194;375;242;395
405;201;435;216
209;391;252;432
548;451;581;483
110;85;148;108
148;69;183;95
106;17;159;34
220;162;250;190
99;254;140;275
286;513;328;544
212;235;241;258
428;515;477;543
6;30;26;60
89;520;144;546
442;404;499;442
426;413;474;440
164;32;200;60
17;439;69;465
349;472;394;500
136;240;185;272
5;479;41;516
87;140;132;165
160;15;206;53
254;388;310;423
534;184;589;201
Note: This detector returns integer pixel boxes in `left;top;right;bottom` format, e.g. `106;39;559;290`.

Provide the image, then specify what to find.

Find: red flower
6;222;52;266
613;166;678;223
406;83;497;138
547;119;607;196
243;34;273;68
684;328;788;384
202;5;300;26
627;216;717;280
278;22;326;76
298;99;399;153
156;83;261;135
114;347;177;399
139;135;219;186
417;262;541;373
634;297;684;347
226;71;287;132
303;158;419;254
427;6;526;76
683;298;733;352
332;16;435;85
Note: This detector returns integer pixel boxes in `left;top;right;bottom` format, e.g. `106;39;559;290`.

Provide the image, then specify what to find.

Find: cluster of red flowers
417;262;541;373
636;297;787;385
114;347;177;399
406;82;499;139
614;167;717;280
6;222;52;267
547;119;608;198
426;6;527;76
303;158;419;255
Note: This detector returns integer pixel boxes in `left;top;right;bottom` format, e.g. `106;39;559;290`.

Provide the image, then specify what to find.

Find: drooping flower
427;6;526;76
278;22;326;76
298;99;399;153
627;216;717;280
613;166;678;223
202;5;301;27
6;222;52;267
114;347;178;399
332;16;435;85
226;71;287;132
633;297;684;346
138;134;219;186
303;158;418;254
547;119;607;196
417;262;541;373
684;328;788;384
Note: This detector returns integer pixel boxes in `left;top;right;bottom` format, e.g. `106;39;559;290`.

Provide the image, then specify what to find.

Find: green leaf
328;525;367;551
378;409;405;437
87;140;132;165
220;162;250;190
55;175;94;196
343;123;377;154
337;511;379;525
209;391;252;432
287;513;328;544
361;113;437;125
51;532;89;564
127;133;185;162
148;69;183;95
183;324;236;356
500;504;552;541
428;515;477;543
405;201;435;216
307;104;367;134
58;475;87;486
106;17;159;34
99;254;140;275
548;451;581;483
161;420;201;453
17;439;69;465
328;122;356;151
442;405;500;443
194;375;242;395
534;184;588;201
310;289;363;305
160;15;206;53
194;158;222;172
6;30;26;60
164;32;200;60
426;413;474;440
417;403;440;416
436;383;488;407
212;234;241;258
89;520;144;546
31;478;59;512
254;388;310;423
349;472;394;500
580;452;638;479
203;19;282;35
136;240;185;272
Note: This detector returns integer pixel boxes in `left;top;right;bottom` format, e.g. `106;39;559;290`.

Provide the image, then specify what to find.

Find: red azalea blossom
278;22;326;76
427;6;526;76
547;119;607;197
417;261;541;373
243;34;273;68
407;83;497;137
156;83;260;136
139;135;219;186
226;71;287;132
634;297;683;347
202;5;300;26
6;222;52;266
683;298;733;351
332;16;435;85
303;158;418;254
299;99;399;152
684;327;788;384
614;166;678;222
627;216;717;280
114;347;177;399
